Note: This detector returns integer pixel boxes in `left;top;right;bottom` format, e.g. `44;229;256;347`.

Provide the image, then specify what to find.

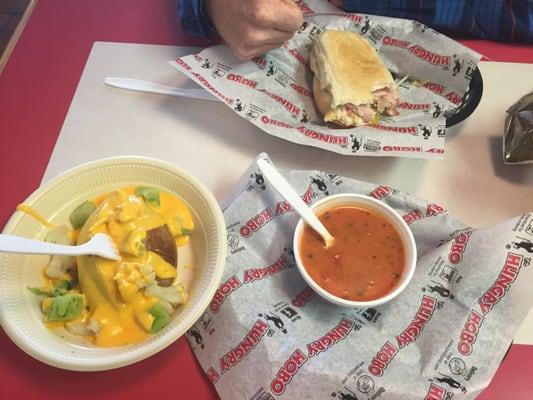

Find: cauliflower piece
44;225;75;279
113;262;156;302
117;195;144;222
87;318;100;335
46;256;76;279
65;321;91;336
65;312;91;336
144;282;189;306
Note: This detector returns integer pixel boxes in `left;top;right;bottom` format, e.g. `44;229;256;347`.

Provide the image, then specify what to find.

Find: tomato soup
299;206;405;302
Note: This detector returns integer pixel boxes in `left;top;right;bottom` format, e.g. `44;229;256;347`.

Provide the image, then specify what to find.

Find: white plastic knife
104;77;221;102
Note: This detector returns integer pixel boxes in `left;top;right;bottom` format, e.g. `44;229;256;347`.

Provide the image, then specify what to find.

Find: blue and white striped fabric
179;0;533;42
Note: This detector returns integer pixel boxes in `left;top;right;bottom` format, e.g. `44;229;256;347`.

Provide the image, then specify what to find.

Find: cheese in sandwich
310;30;400;128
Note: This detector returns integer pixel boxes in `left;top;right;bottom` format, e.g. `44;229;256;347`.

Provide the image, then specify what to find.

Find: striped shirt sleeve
179;0;532;42
342;0;532;42
179;0;216;38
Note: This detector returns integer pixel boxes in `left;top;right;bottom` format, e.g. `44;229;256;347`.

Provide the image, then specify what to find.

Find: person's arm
178;0;216;39
336;0;532;43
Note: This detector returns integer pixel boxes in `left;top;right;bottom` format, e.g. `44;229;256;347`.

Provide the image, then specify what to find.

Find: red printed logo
448;231;472;265
397;101;431;111
396;296;437;348
478;252;523;315
307;318;355;358
369;185;393;200
291;286;316;308
252;56;267;68
344;13;363;23
369;341;398;376
219;320;269;374
293;0;313;14
260;115;293;129
243;254;291;284
297;126;348;145
275;184;314;215
426;203;446;217
403;209;424;224
372;124;417;135
192;73;233;104
290;82;312;97
227;73;258;89
287;48;306;66
402;205;445;225
423;82;445;95
444;90;462;105
424;383;447;400
457;310;483;356
240;207;274;238
275;200;293;216
207;367;220;384
383;37;450;66
426;148;445;154
210;275;242;314
382;37;411;49
383;146;422;153
175;58;192;72
422;82;462;105
259;89;301;116
270;349;308;396
407;45;451;66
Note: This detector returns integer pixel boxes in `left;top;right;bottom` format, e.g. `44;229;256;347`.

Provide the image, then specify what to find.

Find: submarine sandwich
310;30;400;128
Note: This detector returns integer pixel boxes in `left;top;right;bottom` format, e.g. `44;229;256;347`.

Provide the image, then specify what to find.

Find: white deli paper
171;0;482;159
185;156;533;400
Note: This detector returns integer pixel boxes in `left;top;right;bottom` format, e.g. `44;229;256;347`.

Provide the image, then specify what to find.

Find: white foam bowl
293;194;416;308
0;156;227;371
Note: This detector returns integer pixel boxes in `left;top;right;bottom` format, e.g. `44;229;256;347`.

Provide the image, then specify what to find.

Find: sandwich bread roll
310;30;400;128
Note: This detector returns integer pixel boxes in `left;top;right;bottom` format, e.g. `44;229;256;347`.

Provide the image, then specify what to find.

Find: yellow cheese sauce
24;186;194;347
16;204;57;228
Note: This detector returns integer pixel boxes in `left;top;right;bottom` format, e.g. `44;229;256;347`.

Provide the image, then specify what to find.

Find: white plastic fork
0;233;121;260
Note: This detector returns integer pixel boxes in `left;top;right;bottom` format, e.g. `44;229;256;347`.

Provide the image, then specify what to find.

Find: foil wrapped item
504;92;533;164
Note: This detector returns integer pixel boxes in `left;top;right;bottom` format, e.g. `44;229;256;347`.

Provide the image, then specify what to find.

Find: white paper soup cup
293;194;416;308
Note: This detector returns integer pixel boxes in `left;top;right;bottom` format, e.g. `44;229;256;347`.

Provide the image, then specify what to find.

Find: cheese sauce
300;206;405;302
77;187;193;347
22;186;195;347
16;204;57;228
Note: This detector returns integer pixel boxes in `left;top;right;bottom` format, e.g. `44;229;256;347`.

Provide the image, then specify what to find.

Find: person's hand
205;0;304;60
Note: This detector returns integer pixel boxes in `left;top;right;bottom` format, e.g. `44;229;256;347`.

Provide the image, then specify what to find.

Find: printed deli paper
171;0;482;159
185;157;533;400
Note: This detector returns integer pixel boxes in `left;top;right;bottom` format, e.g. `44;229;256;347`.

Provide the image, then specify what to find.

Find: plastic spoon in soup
0;233;121;260
256;155;334;248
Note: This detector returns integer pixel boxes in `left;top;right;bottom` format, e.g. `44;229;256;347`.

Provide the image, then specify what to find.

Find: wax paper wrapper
504;91;533;164
171;0;482;160
185;155;533;400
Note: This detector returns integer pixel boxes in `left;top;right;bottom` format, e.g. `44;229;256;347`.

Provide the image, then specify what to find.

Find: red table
1;1;532;399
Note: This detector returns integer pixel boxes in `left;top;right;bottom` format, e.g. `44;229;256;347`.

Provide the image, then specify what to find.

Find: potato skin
146;225;177;287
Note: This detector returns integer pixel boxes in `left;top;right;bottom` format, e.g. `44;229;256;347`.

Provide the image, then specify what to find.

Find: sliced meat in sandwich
310;30;401;128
